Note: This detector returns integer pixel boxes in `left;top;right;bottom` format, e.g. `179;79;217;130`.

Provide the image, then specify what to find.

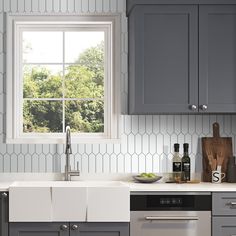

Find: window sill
6;136;121;144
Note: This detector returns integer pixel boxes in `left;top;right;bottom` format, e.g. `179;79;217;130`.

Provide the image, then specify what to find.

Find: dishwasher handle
145;216;199;221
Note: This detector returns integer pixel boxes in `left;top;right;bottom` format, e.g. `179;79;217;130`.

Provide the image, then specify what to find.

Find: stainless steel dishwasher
130;192;211;236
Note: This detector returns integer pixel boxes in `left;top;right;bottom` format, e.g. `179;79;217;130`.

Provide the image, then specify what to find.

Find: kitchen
1;0;236;235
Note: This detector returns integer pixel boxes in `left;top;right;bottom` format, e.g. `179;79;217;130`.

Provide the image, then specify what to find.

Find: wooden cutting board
202;122;232;182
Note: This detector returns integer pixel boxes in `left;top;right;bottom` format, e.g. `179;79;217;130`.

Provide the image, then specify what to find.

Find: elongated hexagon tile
156;134;164;155
224;115;232;135
152;115;160;133
95;0;102;12
152;154;160;173
81;154;89;173
138;115;146;134
181;115;188;134
174;115;181;135
142;133;150;155
117;154;125;172
121;133;128;153
45;154;53;172
131;115;139;134
88;153;96;173
95;153;104;173
39;154;46;172
102;0;110;13
145;153;153;173
149;134;157;155
127;133;135;155
124;153;131;173
138;153;146;173
0;154;3;172
103;153;111;173
145;116;153;135
131;154;138;173
3;153;10;172
109;153;118;173
3;0;10;12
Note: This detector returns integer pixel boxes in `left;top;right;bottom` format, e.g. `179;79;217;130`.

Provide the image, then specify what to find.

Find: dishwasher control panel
131;193;212;211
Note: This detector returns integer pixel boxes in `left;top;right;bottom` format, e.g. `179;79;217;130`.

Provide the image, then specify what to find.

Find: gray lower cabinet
9;222;129;236
213;217;236;236
128;0;236;114
70;223;129;236
0;192;8;236
212;192;236;236
9;223;69;236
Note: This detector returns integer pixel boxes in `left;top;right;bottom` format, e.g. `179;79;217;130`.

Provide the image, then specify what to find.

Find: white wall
0;0;235;173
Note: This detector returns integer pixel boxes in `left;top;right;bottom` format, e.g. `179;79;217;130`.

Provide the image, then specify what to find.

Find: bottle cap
174;143;179;152
183;143;189;151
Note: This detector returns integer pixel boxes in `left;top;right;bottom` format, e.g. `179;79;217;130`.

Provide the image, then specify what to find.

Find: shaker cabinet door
70;223;129;236
129;5;198;114
9;223;69;236
213;217;236;236
199;5;236;113
0;192;8;236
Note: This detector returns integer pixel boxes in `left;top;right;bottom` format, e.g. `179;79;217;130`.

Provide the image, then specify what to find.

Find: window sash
20;26;108;134
6;14;120;144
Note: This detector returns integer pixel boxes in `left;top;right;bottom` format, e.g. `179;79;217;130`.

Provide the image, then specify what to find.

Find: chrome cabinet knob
60;225;68;231
71;224;79;230
200;104;208;111
190;105;197;111
2;192;7;198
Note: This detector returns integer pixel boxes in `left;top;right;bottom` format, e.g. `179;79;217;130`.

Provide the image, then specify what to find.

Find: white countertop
0;182;13;191
1;173;236;192
1;181;236;192
127;181;236;192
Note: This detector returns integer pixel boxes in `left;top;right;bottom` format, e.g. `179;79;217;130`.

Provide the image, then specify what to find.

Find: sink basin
9;180;130;222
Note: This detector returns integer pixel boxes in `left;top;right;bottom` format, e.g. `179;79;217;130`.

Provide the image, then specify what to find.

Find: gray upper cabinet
0;192;8;236
128;5;198;114
199;5;236;112
128;1;236;114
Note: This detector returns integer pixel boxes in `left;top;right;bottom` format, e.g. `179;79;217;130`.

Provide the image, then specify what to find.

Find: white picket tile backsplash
0;0;235;173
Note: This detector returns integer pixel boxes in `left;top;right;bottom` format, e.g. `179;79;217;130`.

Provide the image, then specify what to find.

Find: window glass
22;30;105;134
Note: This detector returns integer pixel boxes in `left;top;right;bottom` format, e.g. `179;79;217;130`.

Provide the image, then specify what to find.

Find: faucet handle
76;161;80;171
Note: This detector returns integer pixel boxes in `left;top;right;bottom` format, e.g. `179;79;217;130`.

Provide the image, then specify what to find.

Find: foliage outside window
6;15;120;143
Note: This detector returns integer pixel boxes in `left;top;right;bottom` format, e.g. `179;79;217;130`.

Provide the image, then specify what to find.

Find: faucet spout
65;126;72;154
64;126;80;181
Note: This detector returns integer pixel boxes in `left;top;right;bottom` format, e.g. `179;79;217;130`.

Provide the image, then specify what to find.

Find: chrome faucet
64;126;80;181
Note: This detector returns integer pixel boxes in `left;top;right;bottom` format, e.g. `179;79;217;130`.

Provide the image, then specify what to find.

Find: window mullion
62;31;66;133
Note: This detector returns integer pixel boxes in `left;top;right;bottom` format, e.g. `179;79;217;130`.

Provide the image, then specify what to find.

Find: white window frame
6;14;121;144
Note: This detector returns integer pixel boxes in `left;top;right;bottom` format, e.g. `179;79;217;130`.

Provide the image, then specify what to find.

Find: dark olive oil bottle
182;143;190;181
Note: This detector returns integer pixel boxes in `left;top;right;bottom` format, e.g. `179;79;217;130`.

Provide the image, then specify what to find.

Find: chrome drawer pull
145;216;199;221
227;202;236;207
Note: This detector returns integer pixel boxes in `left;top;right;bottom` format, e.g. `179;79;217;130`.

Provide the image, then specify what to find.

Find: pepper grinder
227;156;236;183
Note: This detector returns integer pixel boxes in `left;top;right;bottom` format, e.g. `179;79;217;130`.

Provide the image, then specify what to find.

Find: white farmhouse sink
9;183;52;222
86;182;130;222
51;184;87;222
9;181;130;222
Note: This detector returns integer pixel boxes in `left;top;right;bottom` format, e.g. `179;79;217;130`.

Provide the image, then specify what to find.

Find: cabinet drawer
213;217;236;236
213;192;236;216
